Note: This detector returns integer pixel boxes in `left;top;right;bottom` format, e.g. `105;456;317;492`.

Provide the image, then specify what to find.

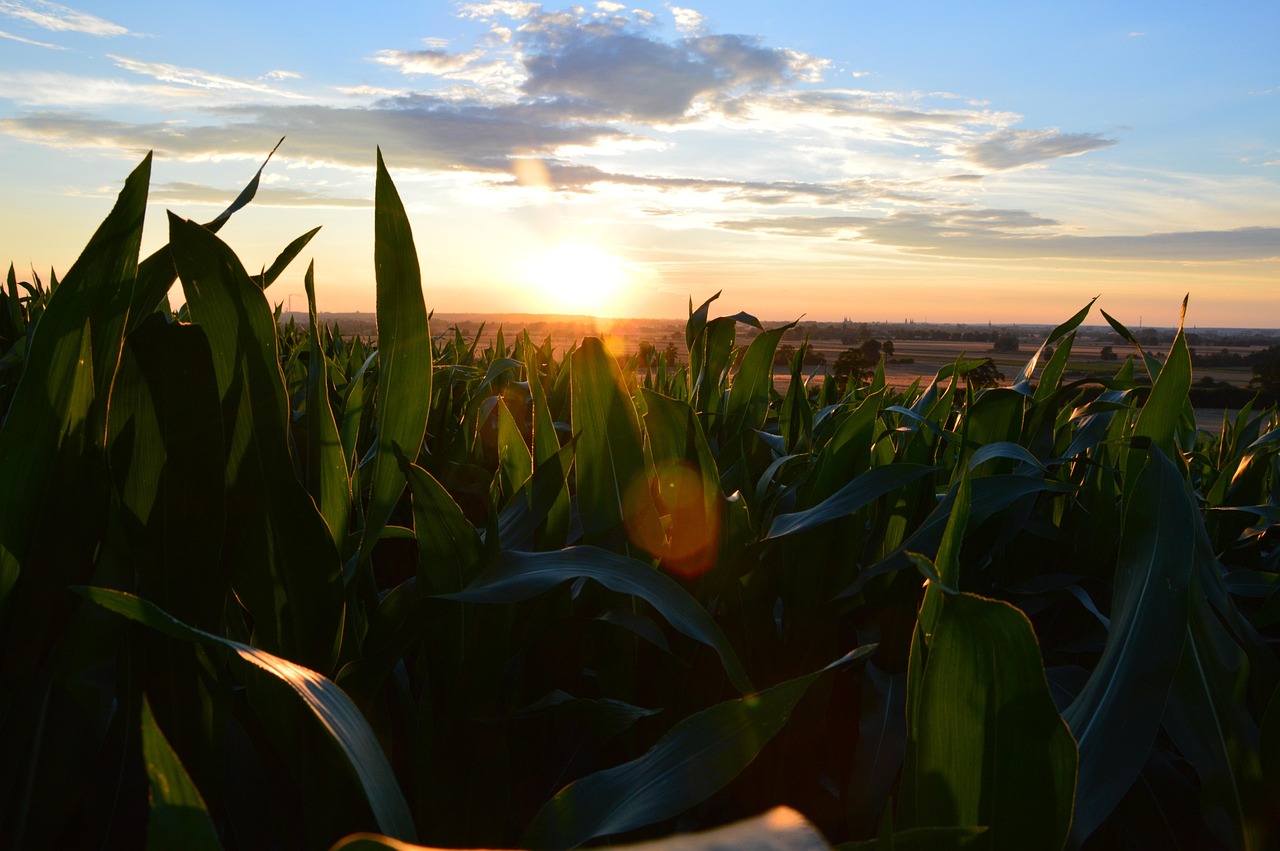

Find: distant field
299;311;1269;429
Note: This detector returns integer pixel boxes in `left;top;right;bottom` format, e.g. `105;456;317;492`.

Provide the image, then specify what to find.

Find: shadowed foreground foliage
1;150;1277;850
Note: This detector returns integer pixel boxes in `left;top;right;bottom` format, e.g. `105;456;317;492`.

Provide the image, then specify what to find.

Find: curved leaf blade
77;587;417;842
442;546;753;695
523;646;872;849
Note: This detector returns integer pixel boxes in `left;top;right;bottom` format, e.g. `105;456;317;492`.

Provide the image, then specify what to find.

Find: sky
0;1;1277;327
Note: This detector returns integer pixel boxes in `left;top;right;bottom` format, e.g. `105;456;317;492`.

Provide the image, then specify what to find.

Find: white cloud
457;1;540;21
0;0;130;36
0;25;60;47
668;4;703;33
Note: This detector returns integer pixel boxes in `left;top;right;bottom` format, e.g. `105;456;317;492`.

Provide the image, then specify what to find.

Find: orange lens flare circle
622;461;720;578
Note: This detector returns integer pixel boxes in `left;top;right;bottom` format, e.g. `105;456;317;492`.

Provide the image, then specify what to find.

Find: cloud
0;25;60;47
668;5;704;33
372;47;487;75
962;128;1117;170
150;181;372;208
0;97;638;172
718;210;1280;263
0;0;131;36
457;1;540;21
511;160;934;205
108;55;304;98
517;11;821;121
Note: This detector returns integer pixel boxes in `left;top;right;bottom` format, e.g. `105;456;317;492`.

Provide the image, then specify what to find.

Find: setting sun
520;242;631;315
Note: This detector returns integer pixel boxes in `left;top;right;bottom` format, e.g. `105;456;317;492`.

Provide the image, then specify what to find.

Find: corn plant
0;149;1276;851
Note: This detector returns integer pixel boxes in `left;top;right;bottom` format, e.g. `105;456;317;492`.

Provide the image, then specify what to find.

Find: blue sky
0;0;1276;325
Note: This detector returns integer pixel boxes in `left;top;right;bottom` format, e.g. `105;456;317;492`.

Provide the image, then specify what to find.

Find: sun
520;241;630;314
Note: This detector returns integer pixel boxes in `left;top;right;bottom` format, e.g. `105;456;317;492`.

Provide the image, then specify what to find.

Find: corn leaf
441;545;753;695
902;592;1077;851
77;587;417;843
1062;447;1195;845
523;645;872;849
141;696;223;851
360;149;433;564
571;337;662;554
171;212;343;671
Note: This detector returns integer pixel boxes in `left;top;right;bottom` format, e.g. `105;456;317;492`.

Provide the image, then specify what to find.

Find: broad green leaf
441;545;753;695
1163;533;1275;850
496;438;576;551
766;464;937;540
1133;324;1192;460
171;212;343;671
0;153;148;610
800;388;885;504
724;322;796;441
108;314;225;632
360;149;433;563
495;396;533;505
404;460;482;595
141;696;223;851
641;388;723;576
77;587;417;842
523;645;872;849
1062;447;1195;844
571;337;662;553
903;592;1077;851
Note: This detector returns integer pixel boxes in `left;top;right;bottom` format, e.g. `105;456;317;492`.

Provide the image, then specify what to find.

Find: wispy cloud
0;25;61;47
0;0;131;36
718;210;1279;263
108;55;305;98
961;128;1117;170
150;181;372;209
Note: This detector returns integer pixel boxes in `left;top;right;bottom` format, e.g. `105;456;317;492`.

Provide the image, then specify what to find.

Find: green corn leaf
1133;322;1192;461
131;139;282;327
641;388;724;576
108;314;226;632
171;212;343;672
1062;447;1195;845
256;226;320;290
77;587;417;843
522;333;570;548
571;337;662;554
766;464;937;540
1162;530;1275;850
523;645;872;849
141;696;223;851
903;592;1077;851
1012;296;1095;395
0;153;148;610
441;545;753;695
495;396;533;506
304;262;353;552
359;149;433;564
724;321;796;441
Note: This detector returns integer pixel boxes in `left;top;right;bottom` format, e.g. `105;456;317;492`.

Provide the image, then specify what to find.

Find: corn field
0;150;1277;850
